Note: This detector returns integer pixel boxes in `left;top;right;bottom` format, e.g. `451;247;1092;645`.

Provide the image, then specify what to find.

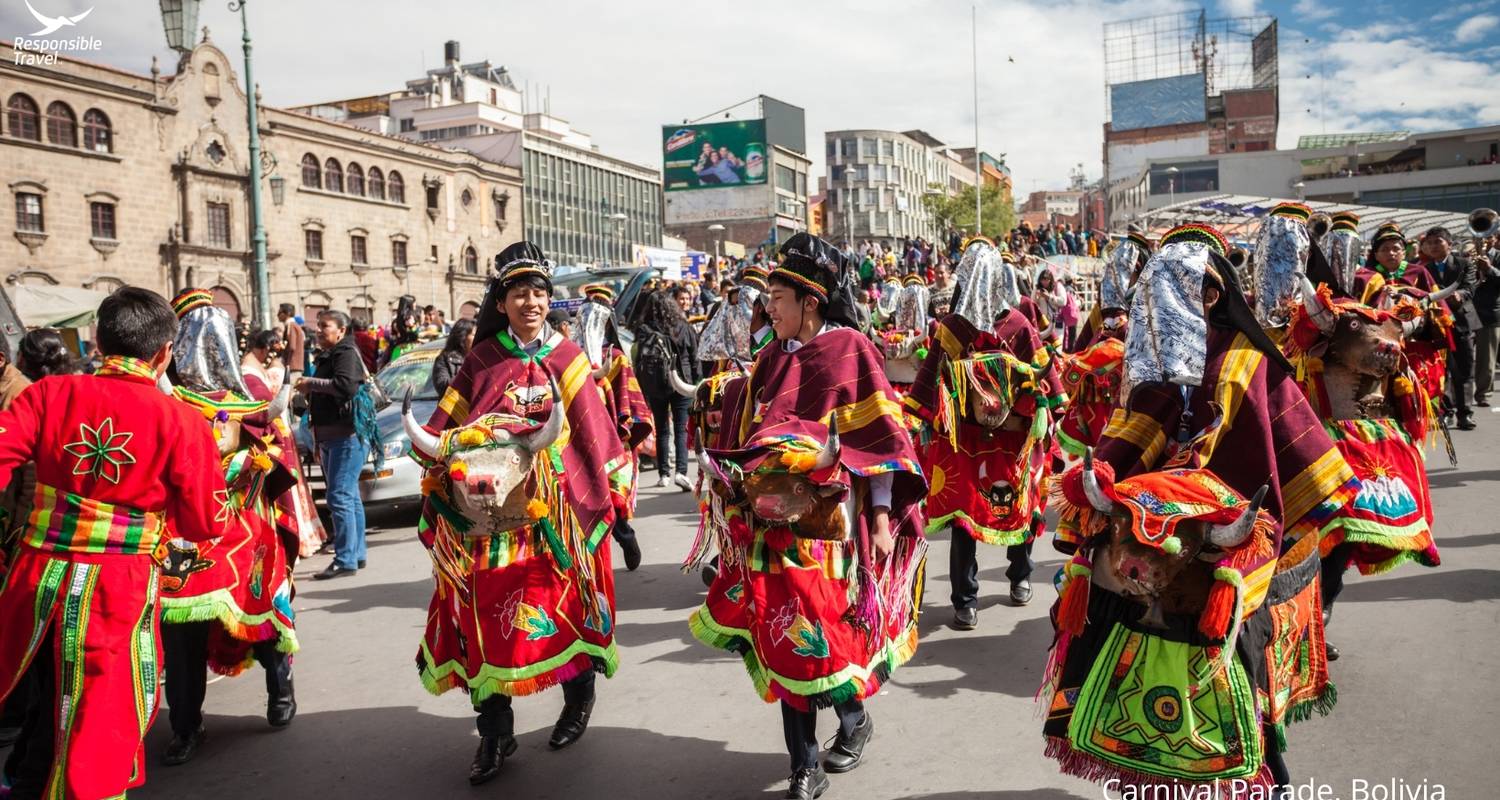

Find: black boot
469;735;518;786
161;727;205;766
258;643;296;728
785;766;830;799
620;537;642;572
548;696;594;749
823;711;874;774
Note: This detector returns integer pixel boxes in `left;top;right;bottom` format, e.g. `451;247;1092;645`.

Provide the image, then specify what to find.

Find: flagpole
972;3;982;236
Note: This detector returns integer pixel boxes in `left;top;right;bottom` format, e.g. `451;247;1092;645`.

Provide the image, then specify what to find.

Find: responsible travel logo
13;0;103;64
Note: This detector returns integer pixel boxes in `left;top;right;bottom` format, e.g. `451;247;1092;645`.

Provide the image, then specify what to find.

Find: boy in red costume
0;287;226;800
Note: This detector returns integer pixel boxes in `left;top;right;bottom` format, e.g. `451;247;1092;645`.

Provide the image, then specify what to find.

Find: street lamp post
160;0;273;331
707;223;725;275
609;212;628;266
1164;166;1179;223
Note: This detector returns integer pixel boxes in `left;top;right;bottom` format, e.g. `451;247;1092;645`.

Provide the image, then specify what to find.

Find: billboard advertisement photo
662;120;768;191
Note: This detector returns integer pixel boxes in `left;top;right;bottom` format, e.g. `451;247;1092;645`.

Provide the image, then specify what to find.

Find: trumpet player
1470;210;1500;408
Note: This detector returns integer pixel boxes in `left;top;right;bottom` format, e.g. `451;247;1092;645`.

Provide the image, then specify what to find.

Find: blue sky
3;0;1496;193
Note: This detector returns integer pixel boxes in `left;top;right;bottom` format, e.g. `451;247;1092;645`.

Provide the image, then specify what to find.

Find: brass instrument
1308;212;1332;240
1469;208;1498;253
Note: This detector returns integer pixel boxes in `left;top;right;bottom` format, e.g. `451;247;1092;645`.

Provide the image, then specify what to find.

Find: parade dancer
691;233;927;800
905;239;1062;626
157;289;302;765
410;242;628;786
1045;223;1358;792
1290;239;1443;660
0;288;228;800
573;284;653;571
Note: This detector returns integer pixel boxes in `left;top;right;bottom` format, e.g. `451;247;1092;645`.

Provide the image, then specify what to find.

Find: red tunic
905;311;1062;545
415;330;627;703
0;357;226;800
593;344;653;520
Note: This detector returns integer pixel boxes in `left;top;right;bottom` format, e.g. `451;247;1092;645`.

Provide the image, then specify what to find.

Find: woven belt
22;483;166;555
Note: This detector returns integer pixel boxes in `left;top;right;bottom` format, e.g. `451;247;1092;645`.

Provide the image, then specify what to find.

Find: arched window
6;94;40;141
82;109;111;153
202;62;222;104
300;154;320;187
323;158;343;193
367;166;385;200
45;102;76;147
387;170;405;204
346;162;364;196
464;246;478;274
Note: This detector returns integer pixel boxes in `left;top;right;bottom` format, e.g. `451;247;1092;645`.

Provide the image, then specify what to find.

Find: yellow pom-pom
448;460;468;482
252;452;274;472
781;450;818;473
457;428;486;448
526;499;549;520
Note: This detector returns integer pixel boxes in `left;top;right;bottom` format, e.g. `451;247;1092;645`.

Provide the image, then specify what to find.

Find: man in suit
1417;227;1482;430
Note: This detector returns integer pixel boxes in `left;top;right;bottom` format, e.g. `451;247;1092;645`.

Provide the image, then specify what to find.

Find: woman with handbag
297;310;370;579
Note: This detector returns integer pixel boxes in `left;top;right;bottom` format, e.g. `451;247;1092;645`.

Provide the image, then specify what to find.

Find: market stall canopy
1142;194;1473;243
11;284;111;329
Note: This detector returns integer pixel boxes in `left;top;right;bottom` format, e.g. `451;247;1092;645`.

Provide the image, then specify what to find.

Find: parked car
359;341;443;507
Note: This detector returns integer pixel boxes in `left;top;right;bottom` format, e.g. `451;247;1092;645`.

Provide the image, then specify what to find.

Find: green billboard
661;120;768;192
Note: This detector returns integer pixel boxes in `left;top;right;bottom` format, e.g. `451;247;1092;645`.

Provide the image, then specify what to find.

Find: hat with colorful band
738;265;769;293
902;273;927;287
582;283;615;303
493;241;552;288
171;288;215;319
1126;231;1152;252
1268;201;1313;222
1159;222;1229;258
771;232;845;302
1330;211;1360;233
1370;221;1405;247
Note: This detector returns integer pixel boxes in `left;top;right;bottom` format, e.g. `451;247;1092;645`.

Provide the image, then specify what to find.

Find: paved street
125;417;1500;800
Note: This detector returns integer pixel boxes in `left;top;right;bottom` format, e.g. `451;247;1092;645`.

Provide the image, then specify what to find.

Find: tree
921;183;1015;242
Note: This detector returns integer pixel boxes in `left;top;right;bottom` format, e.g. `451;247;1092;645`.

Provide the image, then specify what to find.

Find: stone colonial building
0;36;522;327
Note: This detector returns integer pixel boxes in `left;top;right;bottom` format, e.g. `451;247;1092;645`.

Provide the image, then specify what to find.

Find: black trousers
949;531;1034;610
4;633;54;800
648;394;691;478
474;671;595;737
162;620;292;737
612;517;636;546
1320;542;1354;613
1448;328;1476;419
780;699;864;772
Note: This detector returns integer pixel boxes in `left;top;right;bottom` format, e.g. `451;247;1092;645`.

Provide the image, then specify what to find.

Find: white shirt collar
782;323;833;353
508;324;553;354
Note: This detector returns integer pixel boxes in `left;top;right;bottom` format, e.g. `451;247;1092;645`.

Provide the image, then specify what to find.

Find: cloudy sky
5;0;1498;195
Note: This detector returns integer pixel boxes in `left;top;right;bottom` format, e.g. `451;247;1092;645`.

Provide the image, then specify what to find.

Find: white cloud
1218;0;1259;17
1291;0;1336;22
1455;14;1500;43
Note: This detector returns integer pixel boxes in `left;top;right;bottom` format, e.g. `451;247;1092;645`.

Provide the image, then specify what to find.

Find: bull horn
1081;448;1117;514
670;370;701;398
1426;281;1460;304
1208;485;1269;549
265;382;293;420
592;363;610;381
1401;317;1425;338
402;387;441;457
518;377;565;453
811;416;841;471
1300;275;1337;334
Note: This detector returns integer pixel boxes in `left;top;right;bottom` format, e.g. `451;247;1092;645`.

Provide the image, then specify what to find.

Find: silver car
358;342;443;508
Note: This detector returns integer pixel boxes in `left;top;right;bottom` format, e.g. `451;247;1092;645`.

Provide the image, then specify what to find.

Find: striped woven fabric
22;483;166;555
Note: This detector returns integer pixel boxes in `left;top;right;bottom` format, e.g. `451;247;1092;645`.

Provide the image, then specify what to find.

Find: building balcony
1302;163;1500;201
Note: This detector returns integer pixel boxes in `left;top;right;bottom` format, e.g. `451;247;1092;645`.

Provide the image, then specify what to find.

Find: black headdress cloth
772;232;865;330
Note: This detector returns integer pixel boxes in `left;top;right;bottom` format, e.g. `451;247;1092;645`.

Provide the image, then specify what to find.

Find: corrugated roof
1295;132;1410;149
1143;193;1473;243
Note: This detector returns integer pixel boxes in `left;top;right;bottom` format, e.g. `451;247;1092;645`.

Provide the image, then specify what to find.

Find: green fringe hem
160;588;299;654
1285;681;1338;725
926;510;1035;547
417;639;619;704
687;605;919;709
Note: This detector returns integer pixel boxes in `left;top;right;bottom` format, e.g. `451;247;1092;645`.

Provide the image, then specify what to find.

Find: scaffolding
1103;10;1277;121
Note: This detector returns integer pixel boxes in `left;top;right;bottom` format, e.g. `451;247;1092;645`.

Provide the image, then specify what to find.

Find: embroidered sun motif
63;418;136;484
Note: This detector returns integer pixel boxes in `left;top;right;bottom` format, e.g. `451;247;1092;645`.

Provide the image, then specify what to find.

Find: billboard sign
664;184;774;226
662;120;769;191
1109;73;1206;132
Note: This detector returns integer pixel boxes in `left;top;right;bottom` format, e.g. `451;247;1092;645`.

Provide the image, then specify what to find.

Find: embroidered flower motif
213;488;242;524
63;418;136;484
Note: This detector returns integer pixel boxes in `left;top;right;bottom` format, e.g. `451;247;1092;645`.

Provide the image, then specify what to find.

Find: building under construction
1102;10;1280;220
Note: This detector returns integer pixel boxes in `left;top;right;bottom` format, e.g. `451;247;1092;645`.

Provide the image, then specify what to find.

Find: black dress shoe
1010;579;1033;606
1325;641;1340;662
701;558;719;587
785;767;830;799
548;697;594;749
1478;398;1491;407
357;559;367;569
823;711;874;773
469;735;518;785
314;563;357;580
315;542;334;556
953;606;977;630
1458;416;1477;431
161;727;205;766
620;538;642;572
